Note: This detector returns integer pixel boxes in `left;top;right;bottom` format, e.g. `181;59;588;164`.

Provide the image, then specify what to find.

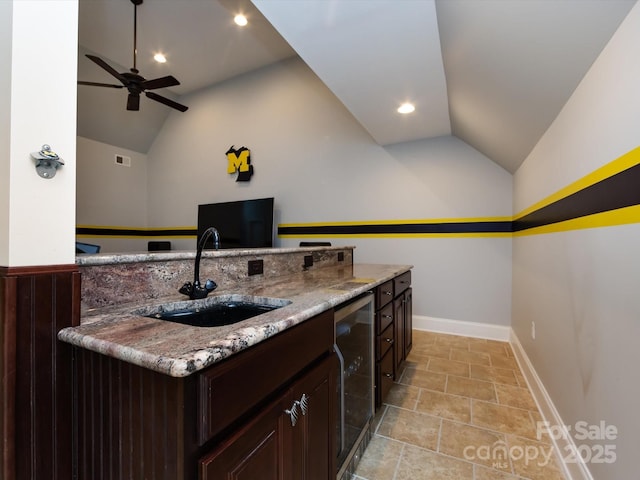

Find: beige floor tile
413;343;452;360
412;330;439;344
446;375;497;402
399;367;447;392
434;334;471;350
490;353;520;371
384;383;420;410
474;465;522;480
395;445;474;480
439;420;511;472
416;389;471;423
469;340;511;357
514;371;528;388
470;364;518;386
495;383;538;411
405;351;431;366
472;400;539;440
506;435;566;480
450;347;491;366
377;406;441;450
528;411;553;444
360;330;565;480
353;435;403;480
428;357;470;377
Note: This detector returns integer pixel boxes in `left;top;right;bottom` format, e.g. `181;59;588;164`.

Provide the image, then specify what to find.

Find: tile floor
354;330;567;480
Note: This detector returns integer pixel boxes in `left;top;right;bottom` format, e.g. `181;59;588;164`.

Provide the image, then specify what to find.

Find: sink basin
137;295;291;328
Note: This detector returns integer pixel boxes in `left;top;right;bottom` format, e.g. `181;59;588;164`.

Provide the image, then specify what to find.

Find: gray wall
146;58;513;326
512;3;640;478
77;57;513;326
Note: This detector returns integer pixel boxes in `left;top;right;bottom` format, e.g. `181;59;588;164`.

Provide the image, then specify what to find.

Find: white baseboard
413;314;511;341
509;331;593;480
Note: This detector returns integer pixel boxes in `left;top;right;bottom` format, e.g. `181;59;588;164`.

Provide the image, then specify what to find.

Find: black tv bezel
197;197;274;250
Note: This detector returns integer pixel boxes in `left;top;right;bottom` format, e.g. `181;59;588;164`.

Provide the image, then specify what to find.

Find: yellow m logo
226;145;254;182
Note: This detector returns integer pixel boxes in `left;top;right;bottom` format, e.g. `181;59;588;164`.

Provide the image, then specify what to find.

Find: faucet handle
179;282;193;296
204;279;217;292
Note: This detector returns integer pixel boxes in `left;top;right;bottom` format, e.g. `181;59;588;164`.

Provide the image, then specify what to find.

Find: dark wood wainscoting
0;264;80;480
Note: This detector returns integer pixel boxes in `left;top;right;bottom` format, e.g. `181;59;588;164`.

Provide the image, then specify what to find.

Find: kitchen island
58;247;412;480
59;246;411;376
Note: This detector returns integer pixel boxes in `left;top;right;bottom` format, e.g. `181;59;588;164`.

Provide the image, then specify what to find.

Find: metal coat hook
30;144;64;179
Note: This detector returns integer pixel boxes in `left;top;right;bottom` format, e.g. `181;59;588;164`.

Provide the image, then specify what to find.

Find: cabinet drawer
393;271;411;296
376;302;394;335
375;280;394;309
376;323;394;361
197;309;333;445
377;349;395;405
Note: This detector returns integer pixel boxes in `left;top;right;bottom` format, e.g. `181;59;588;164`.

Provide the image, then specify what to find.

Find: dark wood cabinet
200;354;334;480
74;309;335;480
374;271;412;408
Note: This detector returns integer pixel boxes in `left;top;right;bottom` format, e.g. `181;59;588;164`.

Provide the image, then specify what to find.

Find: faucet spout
179;227;220;299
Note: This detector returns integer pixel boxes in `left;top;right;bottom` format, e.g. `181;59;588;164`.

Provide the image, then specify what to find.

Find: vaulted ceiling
77;0;636;173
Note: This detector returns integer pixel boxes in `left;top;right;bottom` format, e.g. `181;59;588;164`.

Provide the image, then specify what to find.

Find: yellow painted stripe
513;204;640;236
279;232;513;239
514;146;640;220
76;225;196;231
278;216;512;229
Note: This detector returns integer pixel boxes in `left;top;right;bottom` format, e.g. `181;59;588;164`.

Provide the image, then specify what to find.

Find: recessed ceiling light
153;53;167;63
234;14;248;26
397;103;415;114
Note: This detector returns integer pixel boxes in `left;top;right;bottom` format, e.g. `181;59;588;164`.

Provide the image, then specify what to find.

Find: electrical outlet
531;321;536;340
248;259;263;276
303;255;313;269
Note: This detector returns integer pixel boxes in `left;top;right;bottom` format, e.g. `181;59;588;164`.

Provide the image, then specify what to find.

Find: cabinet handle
284;403;299;427
384;338;394;344
384;291;393;296
384;373;393;378
383;314;392;319
295;393;309;416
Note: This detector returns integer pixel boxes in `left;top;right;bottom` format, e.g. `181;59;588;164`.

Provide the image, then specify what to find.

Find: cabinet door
404;288;413;357
290;355;335;480
393;297;405;370
199;393;291;480
199;355;335;480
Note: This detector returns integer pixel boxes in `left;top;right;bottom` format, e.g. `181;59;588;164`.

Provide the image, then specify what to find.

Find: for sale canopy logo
226;145;253;182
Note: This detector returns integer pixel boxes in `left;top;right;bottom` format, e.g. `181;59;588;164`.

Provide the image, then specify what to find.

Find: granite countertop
58;263;412;378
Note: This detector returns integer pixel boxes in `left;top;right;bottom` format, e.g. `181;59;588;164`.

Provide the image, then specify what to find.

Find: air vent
115;154;131;167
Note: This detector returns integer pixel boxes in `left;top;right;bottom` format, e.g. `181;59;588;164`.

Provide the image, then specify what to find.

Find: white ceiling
77;0;636;172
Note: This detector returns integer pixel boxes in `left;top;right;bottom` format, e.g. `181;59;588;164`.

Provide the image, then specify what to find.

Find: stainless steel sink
133;295;291;328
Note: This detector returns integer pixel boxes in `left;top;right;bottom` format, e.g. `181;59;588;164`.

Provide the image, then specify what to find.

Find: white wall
76;136;149;252
512;3;640;478
0;0;12;261
144;58;512;324
1;1;78;267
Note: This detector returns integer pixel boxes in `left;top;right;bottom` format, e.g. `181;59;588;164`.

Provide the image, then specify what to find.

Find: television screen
197;197;274;249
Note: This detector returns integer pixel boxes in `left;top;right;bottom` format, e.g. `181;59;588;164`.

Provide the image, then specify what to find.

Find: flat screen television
197;197;274;249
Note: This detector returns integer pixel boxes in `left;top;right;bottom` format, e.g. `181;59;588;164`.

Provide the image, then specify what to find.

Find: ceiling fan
78;0;188;112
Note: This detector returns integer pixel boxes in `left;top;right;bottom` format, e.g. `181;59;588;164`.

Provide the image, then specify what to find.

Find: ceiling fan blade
142;75;180;90
78;81;124;89
145;91;189;112
127;93;140;111
85;54;127;84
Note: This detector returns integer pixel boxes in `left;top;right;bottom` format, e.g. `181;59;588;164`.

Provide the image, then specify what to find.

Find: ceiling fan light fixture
77;0;188;113
397;102;416;114
153;53;167;63
234;14;248;26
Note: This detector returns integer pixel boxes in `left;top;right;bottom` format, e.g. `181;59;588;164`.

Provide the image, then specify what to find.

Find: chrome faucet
179;227;220;299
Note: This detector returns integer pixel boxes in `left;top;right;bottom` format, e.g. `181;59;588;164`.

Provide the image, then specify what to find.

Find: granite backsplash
78;246;354;312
